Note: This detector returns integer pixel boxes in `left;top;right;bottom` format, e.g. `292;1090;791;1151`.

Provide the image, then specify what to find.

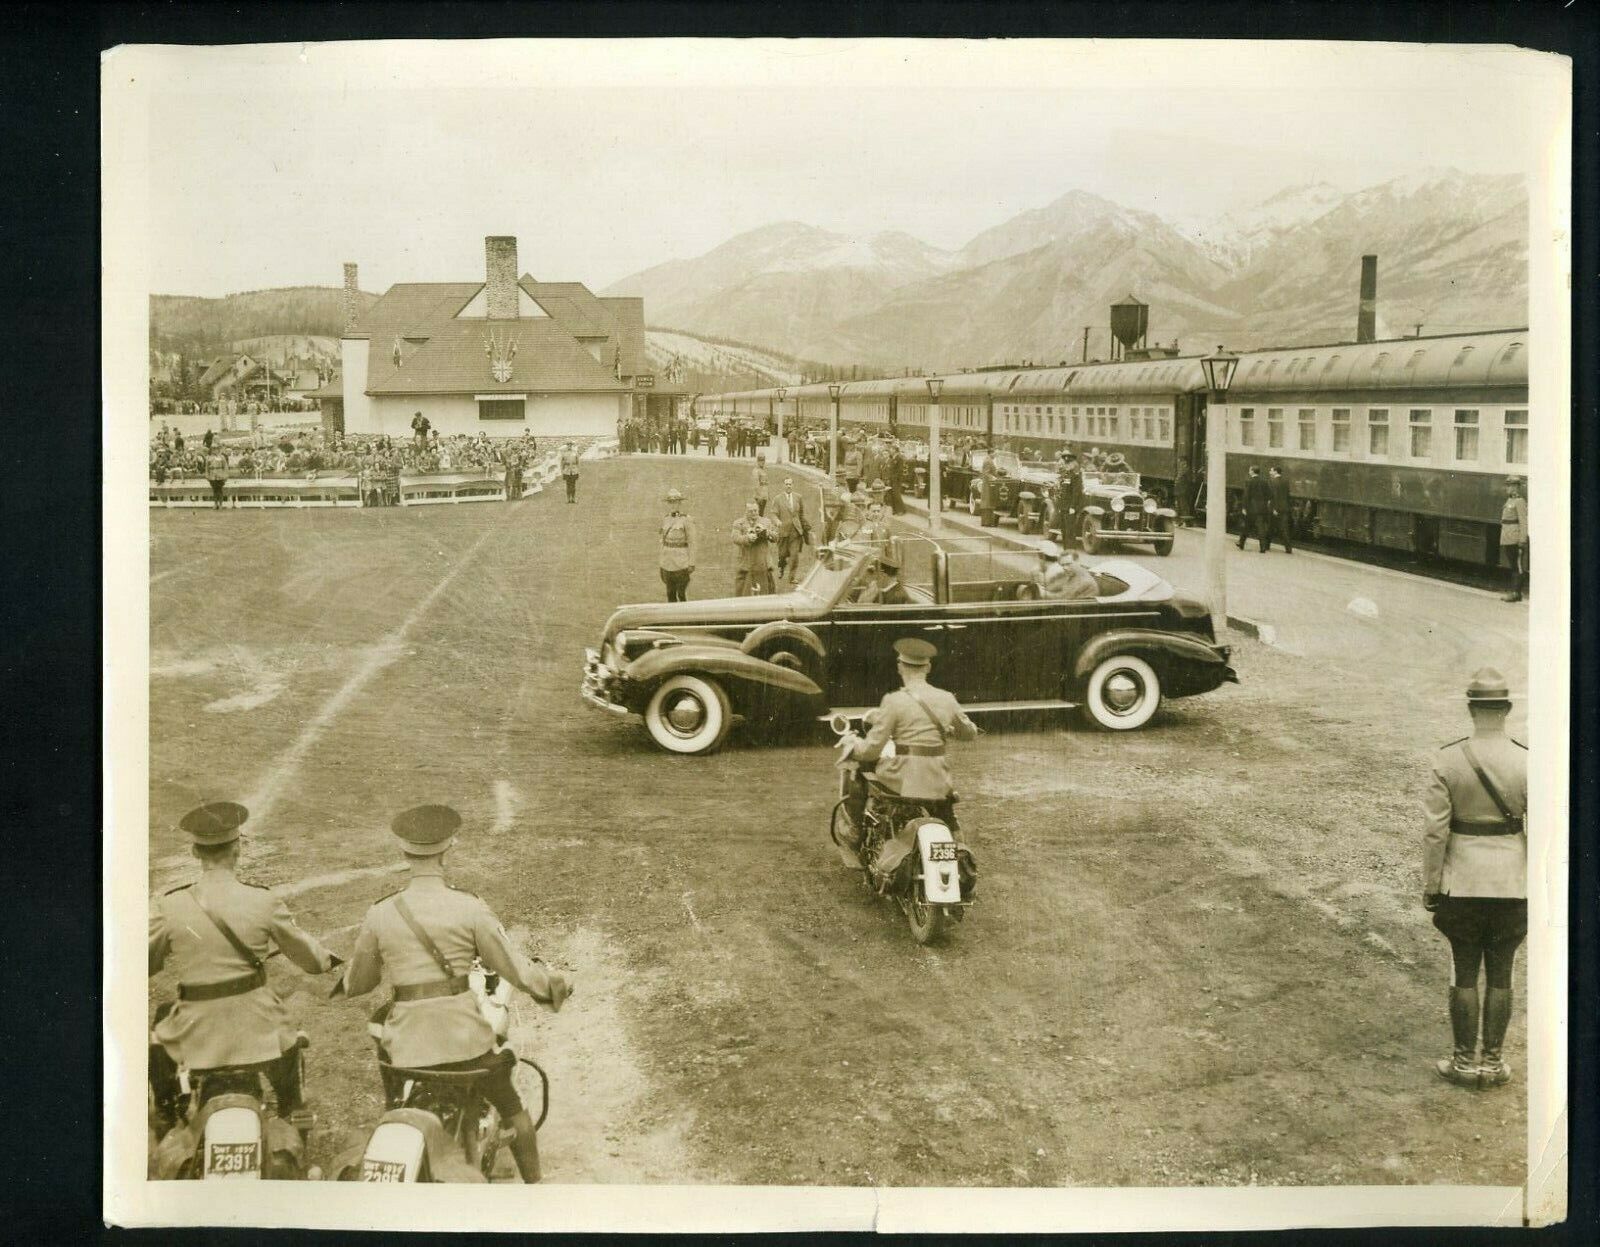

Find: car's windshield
796;545;871;604
990;452;1021;475
1088;470;1141;490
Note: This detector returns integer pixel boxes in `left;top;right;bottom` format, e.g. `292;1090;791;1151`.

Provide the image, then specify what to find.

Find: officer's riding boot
504;1111;541;1183
148;1044;182;1134
1479;987;1514;1086
1435;986;1482;1086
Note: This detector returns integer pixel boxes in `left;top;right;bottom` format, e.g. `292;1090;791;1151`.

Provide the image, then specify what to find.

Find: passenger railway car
697;327;1528;568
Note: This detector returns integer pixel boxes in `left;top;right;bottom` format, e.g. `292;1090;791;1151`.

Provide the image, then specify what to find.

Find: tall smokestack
1356;254;1377;344
485;236;519;320
342;263;359;335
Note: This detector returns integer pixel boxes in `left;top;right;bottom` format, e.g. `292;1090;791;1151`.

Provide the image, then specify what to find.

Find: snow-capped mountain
604;169;1527;372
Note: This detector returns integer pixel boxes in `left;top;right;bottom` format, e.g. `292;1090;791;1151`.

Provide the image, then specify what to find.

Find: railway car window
1159;411;1171;442
1409;409;1433;459
1504;409;1528;465
1331;408;1351;452
1453;410;1480;461
1239;407;1255;448
1298;409;1316;451
1108;412;1120;437
1368;408;1390;456
1267;408;1284;448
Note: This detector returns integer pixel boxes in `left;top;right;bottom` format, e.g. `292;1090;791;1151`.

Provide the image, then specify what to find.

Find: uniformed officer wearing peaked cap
845;639;979;829
856;550;911;605
1422;668;1528;1088
340;804;574;1182
659;488;696;603
149;802;341;1126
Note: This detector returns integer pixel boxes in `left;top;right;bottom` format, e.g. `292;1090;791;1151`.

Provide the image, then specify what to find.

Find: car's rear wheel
967;492;979;516
644;674;732;754
1082;654;1161;731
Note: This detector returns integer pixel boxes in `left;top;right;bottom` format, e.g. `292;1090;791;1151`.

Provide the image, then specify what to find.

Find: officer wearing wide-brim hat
1422;668;1528;1088
149;802;341;1125
339;804;573;1182
659;487;696;603
844;639;979;828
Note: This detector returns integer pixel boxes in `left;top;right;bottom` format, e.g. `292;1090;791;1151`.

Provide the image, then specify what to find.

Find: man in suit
771;476;811;584
1240;465;1270;551
1263;465;1294;553
732;500;775;596
1033;540;1098;599
1422;669;1527;1088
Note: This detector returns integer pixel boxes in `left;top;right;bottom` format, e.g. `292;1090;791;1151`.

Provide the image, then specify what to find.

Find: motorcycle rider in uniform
1423;669;1528;1088
841;639;979;835
148;802;342;1133
339;804;573;1182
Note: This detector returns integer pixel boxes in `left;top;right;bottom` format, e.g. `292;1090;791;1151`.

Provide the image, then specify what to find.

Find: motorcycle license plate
206;1141;260;1177
361;1158;409;1182
929;841;958;862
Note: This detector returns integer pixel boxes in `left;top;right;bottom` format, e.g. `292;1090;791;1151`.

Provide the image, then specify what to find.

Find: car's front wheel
1082;654;1161;731
1080;513;1101;555
643;674;732;754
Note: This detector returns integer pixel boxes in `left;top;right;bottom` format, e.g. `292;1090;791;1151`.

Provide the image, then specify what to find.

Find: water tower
1110;294;1148;361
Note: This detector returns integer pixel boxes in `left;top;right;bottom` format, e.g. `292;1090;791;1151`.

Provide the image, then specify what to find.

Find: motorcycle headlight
1111;496;1126;513
1143;497;1157;513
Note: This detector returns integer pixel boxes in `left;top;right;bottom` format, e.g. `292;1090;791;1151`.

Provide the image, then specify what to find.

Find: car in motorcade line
581;533;1237;754
1075;466;1178;556
967;450;1059;532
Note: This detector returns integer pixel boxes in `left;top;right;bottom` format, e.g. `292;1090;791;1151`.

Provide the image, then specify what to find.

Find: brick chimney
1356;255;1377;344
342;263;359;335
485;236;519;320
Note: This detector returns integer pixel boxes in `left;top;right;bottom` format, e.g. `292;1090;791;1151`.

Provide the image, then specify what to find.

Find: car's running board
821;698;1078;722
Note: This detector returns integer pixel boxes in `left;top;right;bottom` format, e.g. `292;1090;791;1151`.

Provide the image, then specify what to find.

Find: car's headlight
1143;497;1157;513
1111;496;1126;513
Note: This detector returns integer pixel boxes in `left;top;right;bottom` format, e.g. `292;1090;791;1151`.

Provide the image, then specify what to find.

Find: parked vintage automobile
581;535;1236;754
1077;468;1178;556
967;450;1059;532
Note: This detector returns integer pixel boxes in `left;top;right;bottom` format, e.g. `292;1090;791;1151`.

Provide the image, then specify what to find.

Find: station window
478;398;525;421
1453;409;1480;461
1267;408;1284;448
1504;409;1528;465
1368;408;1390;456
1331;408;1351;452
1408;409;1433;458
1298;408;1316;451
1239;407;1255;448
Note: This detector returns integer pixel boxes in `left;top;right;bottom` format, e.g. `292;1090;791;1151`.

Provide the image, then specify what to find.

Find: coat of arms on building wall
484;327;518;383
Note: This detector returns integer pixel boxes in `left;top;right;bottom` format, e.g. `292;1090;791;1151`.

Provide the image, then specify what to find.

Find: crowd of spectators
149;424;571;507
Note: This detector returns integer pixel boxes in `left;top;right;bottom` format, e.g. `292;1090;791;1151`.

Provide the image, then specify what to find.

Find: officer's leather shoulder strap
1461;743;1525;828
393;894;455;978
188;886;265;971
900;686;949;740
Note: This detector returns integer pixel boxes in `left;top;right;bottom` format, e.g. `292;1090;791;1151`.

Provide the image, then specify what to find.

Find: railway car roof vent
1322;354;1342;375
1370;351;1391;372
1451;345;1475;366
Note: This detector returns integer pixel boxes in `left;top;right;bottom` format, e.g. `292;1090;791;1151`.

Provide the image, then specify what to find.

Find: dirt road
148;455;1525;1185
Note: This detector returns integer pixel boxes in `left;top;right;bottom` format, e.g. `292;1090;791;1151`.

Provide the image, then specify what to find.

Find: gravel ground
148;455;1526;1186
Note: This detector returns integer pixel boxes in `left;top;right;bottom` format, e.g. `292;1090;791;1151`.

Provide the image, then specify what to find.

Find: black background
1;2;1593;1242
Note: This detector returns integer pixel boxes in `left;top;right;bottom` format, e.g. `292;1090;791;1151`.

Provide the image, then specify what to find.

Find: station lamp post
1200;347;1240;629
828;383;841;480
775;386;787;463
926;376;944;532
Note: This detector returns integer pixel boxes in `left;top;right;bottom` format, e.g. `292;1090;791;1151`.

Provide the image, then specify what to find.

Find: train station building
335;236;653;439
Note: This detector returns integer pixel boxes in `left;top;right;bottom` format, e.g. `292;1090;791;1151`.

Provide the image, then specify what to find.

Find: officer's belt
179;968;266;1001
1450;817;1523;837
391;975;471;1002
904;745;946;757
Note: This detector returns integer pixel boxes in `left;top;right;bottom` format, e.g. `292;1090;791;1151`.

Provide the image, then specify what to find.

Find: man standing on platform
1264;464;1294;553
1499;477;1529;602
1240;465;1269;551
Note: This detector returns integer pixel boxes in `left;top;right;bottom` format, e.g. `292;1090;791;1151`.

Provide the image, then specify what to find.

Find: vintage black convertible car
582;536;1237;754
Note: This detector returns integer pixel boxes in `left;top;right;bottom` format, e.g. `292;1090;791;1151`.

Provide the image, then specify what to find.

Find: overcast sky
125;39;1557;298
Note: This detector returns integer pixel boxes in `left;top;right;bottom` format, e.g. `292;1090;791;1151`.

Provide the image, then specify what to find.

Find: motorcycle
330;963;552;1183
149;1032;318;1180
828;713;977;944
